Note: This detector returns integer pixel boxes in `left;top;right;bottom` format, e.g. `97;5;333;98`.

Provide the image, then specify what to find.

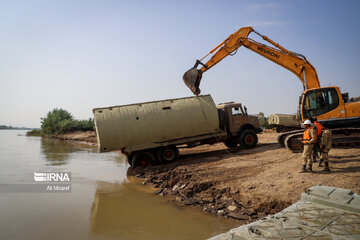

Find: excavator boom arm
183;27;320;95
198;27;254;71
241;38;320;89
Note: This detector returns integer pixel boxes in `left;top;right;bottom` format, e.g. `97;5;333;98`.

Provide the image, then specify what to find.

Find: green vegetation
26;129;43;136
29;108;94;136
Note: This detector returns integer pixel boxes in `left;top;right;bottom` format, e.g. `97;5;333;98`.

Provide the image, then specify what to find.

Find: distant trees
40;108;94;135
0;125;31;130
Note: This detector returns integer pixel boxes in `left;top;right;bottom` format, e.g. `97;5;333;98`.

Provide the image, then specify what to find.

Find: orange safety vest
302;127;316;144
314;121;323;137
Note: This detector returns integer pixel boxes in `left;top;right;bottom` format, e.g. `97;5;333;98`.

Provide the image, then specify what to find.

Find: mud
52;130;360;223
130;131;360;223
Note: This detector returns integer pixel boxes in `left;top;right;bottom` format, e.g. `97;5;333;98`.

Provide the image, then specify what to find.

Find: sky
0;0;359;128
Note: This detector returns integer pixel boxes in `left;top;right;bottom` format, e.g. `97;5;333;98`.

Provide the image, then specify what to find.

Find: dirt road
133;131;360;223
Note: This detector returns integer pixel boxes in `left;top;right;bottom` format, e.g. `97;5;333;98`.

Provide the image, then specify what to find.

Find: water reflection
40;138;81;165
90;181;238;240
0;131;238;240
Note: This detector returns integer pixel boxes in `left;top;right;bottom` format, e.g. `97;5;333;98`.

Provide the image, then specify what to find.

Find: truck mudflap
208;185;360;240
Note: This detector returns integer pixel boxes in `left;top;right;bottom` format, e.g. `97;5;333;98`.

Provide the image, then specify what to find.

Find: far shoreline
27;130;97;147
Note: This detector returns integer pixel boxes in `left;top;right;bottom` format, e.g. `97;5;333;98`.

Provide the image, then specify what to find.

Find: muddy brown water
0;130;238;240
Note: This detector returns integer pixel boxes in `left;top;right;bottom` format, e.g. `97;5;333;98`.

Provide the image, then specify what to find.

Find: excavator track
277;129;303;147
283;128;360;152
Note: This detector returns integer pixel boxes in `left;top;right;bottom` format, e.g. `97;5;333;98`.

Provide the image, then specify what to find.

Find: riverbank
36;130;360;223
3;129;236;240
129;132;360;223
50;131;97;146
27;130;98;147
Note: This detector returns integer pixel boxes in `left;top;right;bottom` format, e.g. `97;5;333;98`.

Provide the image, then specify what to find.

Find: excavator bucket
183;69;202;95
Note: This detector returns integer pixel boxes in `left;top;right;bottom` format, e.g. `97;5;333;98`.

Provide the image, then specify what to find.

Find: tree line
27;108;94;136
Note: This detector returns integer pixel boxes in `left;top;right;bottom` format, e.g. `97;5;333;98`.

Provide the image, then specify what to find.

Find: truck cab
217;102;262;148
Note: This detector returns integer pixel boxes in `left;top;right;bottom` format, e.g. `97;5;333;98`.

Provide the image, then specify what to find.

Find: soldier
310;117;322;162
319;123;332;172
301;120;317;173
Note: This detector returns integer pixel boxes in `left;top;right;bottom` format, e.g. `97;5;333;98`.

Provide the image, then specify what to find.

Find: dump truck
93;95;261;167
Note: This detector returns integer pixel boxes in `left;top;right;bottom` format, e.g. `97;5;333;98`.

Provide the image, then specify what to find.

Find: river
0;130;238;240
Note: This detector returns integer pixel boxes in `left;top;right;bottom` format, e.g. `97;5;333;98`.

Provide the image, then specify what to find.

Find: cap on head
304;120;312;125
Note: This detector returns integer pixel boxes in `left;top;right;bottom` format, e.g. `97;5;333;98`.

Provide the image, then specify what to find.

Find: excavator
183;26;360;151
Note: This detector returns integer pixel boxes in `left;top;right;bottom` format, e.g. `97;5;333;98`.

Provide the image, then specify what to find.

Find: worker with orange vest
310;117;323;162
301;119;317;173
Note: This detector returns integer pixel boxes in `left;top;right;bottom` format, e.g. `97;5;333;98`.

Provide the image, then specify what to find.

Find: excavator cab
301;87;342;120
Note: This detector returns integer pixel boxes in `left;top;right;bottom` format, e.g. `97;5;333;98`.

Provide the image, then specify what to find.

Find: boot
324;162;330;172
300;165;307;173
312;154;317;163
308;164;313;172
319;159;324;167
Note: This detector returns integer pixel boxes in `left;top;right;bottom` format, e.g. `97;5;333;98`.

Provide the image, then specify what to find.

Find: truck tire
240;129;258;149
132;152;155;167
224;137;240;148
157;146;179;164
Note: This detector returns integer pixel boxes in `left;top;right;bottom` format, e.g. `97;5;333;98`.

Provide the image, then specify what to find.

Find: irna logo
34;172;71;182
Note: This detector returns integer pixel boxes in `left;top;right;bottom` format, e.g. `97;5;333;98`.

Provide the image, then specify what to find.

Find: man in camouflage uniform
310;117;322;163
301;120;317;173
319;123;332;172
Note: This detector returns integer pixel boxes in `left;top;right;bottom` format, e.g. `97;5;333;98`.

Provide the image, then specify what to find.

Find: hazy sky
1;0;359;128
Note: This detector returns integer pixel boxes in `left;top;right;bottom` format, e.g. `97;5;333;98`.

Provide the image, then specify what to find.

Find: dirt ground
55;130;360;223
131;130;360;223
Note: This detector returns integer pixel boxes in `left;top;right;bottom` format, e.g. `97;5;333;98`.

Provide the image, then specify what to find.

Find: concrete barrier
209;185;360;239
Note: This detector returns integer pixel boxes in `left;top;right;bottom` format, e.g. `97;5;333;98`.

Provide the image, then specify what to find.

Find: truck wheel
157;146;179;164
240;129;258;149
132;152;155;167
224;137;239;148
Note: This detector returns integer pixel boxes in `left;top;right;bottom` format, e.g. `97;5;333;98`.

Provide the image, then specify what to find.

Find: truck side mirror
244;106;248;116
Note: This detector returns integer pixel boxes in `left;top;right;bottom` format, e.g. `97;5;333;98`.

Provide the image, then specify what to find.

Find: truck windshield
232;107;242;116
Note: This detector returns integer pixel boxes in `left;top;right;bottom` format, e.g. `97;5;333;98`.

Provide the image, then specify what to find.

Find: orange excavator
183;26;360;151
